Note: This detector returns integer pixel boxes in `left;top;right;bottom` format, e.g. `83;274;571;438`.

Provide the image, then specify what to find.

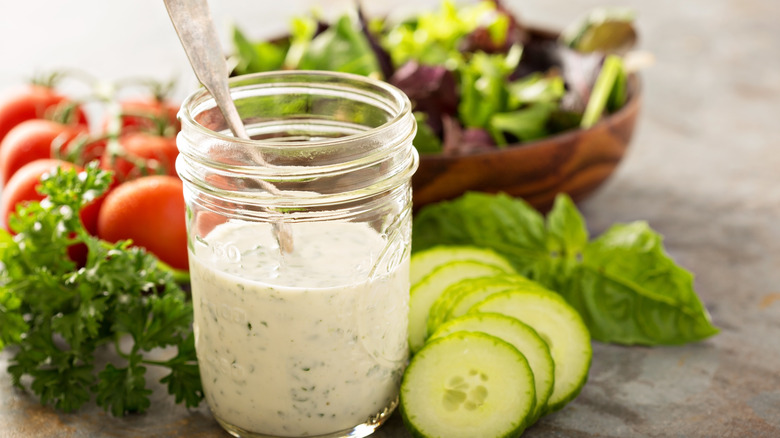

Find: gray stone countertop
1;0;779;437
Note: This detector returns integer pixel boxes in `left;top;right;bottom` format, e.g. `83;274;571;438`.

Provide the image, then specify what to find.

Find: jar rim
177;70;418;210
178;70;412;150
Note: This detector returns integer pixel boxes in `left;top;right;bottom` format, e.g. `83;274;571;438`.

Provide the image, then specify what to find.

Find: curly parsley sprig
0;162;203;415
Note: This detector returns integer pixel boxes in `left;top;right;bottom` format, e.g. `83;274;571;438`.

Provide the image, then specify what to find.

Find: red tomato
0;159;102;235
0;159;105;265
104;98;180;135
97;175;188;270
100;132;179;182
77;137;110;165
0;84;88;143
0;119;88;185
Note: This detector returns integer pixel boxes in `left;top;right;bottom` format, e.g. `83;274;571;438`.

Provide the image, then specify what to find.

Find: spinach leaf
412;192;719;345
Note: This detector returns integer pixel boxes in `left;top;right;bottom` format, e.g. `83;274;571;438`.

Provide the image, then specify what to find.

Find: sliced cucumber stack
410;245;516;286
471;289;592;413
429;312;555;422
402;245;593;437
409;260;513;353
400;332;536;438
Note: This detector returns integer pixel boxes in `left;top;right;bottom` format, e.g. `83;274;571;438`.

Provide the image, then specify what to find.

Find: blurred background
2;0;776;158
1;0;661;100
2;0;774;220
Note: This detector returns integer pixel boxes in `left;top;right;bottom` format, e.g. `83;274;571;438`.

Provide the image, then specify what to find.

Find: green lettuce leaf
489;102;557;143
507;73;566;108
297;14;381;77
412;192;719;345
458;48;521;130
382;0;498;67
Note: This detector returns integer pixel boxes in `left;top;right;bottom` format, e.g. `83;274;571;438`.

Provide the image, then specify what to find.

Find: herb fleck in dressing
190;221;409;437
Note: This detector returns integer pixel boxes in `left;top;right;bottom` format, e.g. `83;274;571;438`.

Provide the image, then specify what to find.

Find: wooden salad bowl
412;74;641;212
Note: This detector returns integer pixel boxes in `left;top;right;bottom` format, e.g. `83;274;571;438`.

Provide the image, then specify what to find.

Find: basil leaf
534;194;589;295
546;194;588;255
576;222;719;344
412;192;549;279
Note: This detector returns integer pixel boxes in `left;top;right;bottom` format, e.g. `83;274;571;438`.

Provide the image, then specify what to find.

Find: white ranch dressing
189;220;409;437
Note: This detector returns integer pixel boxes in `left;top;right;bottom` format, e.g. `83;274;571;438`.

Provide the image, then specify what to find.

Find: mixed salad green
230;0;638;154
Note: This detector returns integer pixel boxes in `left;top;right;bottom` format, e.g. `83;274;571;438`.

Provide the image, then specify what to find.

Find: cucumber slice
429;313;555;422
470;290;592;413
427;275;546;336
409;261;511;353
410;246;515;287
400;332;536;438
443;282;552;329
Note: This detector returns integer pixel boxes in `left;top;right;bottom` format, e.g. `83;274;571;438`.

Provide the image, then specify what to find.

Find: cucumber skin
399;332;534;438
529;294;592;415
399;407;438;438
472;289;592;414
410;245;515;286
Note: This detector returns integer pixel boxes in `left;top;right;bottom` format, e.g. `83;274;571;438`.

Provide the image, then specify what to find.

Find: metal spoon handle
163;0;249;139
163;0;294;253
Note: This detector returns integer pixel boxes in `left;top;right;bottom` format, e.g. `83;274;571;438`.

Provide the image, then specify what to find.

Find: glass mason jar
177;71;418;438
